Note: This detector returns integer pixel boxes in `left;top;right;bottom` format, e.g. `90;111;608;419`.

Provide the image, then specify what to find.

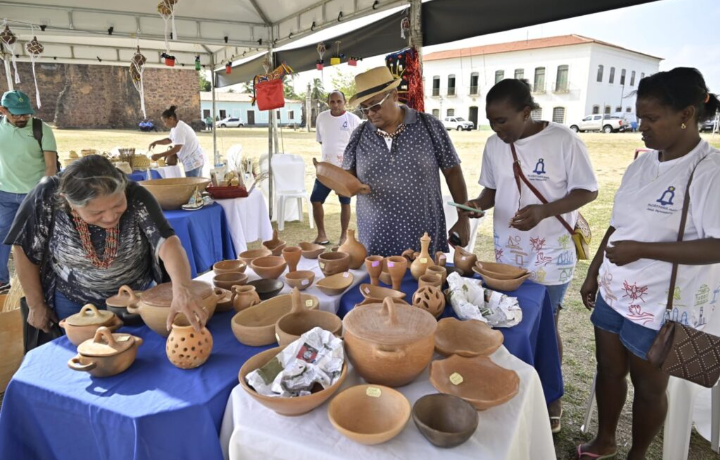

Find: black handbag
20;297;62;353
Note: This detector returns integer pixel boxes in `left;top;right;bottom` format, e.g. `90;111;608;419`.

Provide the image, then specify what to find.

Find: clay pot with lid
166;314;213;369
274;288;343;346
339;229;367;270
68;327;143;377
262;229;287;256
453;247;477;276
343;297;437;387
318;251;350;276
126;281;219;337
410;232;435;280
59;304;123;346
106;285;143;326
281;246;302;273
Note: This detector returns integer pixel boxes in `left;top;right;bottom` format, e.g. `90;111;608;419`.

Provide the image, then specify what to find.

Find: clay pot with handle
68;327;143;377
59;304;123;347
166;314;213;369
339;229;367;270
453;247;477;276
106;285;143;326
232;285;261;312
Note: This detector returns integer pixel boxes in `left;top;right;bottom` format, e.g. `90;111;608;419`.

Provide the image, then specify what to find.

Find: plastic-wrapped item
446;272;522;328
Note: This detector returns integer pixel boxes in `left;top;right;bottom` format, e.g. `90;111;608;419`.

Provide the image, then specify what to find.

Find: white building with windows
423;35;662;128
199;92;304;127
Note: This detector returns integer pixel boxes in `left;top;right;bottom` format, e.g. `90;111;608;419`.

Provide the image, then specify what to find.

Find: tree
330;68;357;101
198;72;211;91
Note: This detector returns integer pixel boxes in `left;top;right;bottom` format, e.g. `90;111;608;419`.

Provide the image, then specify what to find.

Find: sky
264;0;720;96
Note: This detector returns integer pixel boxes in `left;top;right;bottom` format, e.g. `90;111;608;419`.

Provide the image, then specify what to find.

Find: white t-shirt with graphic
479;122;598;286
599;140;720;331
316;110;361;167
169;120;205;172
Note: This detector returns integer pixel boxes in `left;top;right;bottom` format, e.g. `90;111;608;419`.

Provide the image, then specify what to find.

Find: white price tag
301;279;309;286
343;272;350;278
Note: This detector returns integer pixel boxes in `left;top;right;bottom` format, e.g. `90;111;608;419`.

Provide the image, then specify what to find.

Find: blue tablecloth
0;311;273;460
127;170;162;182
164;203;236;278
338;270;564;404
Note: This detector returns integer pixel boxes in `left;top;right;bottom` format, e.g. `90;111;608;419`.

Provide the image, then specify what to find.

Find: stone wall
1;63;200;130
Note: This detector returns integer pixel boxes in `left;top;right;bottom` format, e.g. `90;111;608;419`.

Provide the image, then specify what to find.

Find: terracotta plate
435;318;504;357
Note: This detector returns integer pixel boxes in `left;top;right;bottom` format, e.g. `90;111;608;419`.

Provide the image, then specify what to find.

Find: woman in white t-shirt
578;68;720;460
462;79;599;433
149;105;205;177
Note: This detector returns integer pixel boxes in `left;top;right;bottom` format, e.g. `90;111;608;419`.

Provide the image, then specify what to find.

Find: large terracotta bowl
412;394;478;448
238;248;272;266
250;256;287;280
231;293;319;346
138;178;211;210
284;270;315;291
213;260;247;276
313;159;370;197
239;346;348;416
480;272;531;292
435;318;504;357
212;272;248;290
318;251;350;276
474;261;528;280
316;272;354;296
275;292;343;346
328;384;411;445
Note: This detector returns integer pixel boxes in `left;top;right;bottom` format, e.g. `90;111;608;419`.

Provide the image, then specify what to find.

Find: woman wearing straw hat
342;66;470;257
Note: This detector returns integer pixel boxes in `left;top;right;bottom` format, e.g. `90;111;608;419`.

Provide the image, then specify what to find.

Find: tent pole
267;43;274;220
1;53;13;91
410;0;423;63
209;54;219;167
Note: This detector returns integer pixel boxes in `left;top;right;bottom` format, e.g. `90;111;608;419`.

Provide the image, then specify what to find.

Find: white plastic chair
271;154;314;231
225;144;243;170
442;195;482;260
258;154;299;223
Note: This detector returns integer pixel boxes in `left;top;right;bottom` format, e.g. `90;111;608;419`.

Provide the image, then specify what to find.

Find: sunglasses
359;92;391;115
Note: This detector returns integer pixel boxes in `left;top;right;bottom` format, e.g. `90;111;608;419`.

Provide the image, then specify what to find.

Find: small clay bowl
328;384;411;445
284;270;315;291
435;318;504;357
213;272;248;290
316;272;354;296
358;283;406;300
426;265;448;285
318;251;350;276
418;273;442;289
214;288;234;313
238;247;272;266
247;279;284;300
213;259;247;276
250;256;287;280
275;308;342;346
412;394;478;448
480;272;531;292
299;242;326;259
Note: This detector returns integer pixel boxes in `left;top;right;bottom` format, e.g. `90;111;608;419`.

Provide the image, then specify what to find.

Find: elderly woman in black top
6;155;207;333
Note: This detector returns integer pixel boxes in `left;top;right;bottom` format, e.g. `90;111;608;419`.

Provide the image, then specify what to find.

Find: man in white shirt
312;91;361;245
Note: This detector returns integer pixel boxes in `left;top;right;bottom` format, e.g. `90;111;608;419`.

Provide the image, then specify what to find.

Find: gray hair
59;155;128;209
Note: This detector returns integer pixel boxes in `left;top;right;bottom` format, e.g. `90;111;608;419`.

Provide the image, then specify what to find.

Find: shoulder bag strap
510;143;574;236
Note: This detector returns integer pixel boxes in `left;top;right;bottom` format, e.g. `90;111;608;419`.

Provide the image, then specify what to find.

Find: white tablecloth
197;255;367;314
213;189;274;255
219;346;554;460
153;165;184;178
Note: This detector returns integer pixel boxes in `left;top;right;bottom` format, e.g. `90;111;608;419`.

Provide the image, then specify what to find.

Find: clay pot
126;281;219;337
359;284;406;301
238;247;272;266
284;270;315;291
339;229;367;270
412;286;446;318
213;272;248;290
212;259;247;276
215;288;235;313
232;285;261;312
247;279;284;300
68;327;143;378
59;304;123;347
281;246;302;273
401;248;416;262
365;255;384;286
298;242;325;259
435;318;504;357
262;229;287;256
275;288;343;346
480;272;531;291
313;158;371;197
239;345;348;416
343;297;437;387
410;232;435;280
316;272;354;296
412;394;478;448
105;285;143;326
418;273;442;289
426;265;447;286
328;384;411;445
474;261;528;280
250;256;287;280
435;251;447;267
166;315;213;369
231;292;319;346
453;247;477;276
385;256;408;291
318;251;350;276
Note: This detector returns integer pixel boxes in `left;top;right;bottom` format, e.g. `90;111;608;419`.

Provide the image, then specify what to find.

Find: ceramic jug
410;232;435;280
166;315;213;369
339;229;367;270
232;285;261;312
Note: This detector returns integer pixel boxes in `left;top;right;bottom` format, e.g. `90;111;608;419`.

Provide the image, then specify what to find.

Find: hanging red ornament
161;52;176;67
348;57;359;67
316;60;324;71
226;62;232;74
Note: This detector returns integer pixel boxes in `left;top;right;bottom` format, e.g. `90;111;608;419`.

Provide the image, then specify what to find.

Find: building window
615;106;622;113
626;107;632;112
604;106;611;115
514;69;524;80
495;70;504;84
447;109;455;117
432;76;440;97
630;70;636;86
592;105;600;115
288;110;294;120
597;65;604;82
641;72;645;81
555;65;569;92
469;72;479;95
531;108;542;120
219;110;227;119
447;74;456;96
432;109;440;118
620;69;626;85
609;67;615;84
276;111;281;120
203;109;211;118
533;67;545;93
552;107;566;124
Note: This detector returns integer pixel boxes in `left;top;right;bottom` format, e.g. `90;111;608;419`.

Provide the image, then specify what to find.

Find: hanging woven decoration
330;41;343;66
400;16;411;40
385;47;424;112
157;0;179;55
1;22;20;84
316;41;325;71
24;34;44;108
129;47;147;118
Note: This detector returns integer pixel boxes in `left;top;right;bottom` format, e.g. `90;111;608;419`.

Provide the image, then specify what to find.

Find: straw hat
349;66;402;106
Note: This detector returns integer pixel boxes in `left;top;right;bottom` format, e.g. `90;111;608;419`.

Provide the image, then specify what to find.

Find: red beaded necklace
71;210;120;269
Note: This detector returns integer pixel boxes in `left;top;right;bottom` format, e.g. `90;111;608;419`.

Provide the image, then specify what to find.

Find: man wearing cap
0;90;58;291
342;67;470;257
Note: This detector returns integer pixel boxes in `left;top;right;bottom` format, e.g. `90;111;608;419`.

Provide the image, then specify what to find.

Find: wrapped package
446;272;523;328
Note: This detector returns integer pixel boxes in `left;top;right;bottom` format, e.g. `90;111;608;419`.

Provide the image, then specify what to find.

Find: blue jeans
545;282;571;315
185;166;203;177
591;293;659;360
310;179;351;205
0;191;27;283
54;290;105;320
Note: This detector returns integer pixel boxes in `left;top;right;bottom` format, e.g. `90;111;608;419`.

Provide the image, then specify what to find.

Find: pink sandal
577;445;617;459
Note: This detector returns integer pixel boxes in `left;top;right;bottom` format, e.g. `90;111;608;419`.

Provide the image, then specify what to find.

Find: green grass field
54;127;720;459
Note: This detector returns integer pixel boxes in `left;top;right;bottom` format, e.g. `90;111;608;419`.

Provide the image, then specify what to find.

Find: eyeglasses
9;113;31;120
359;92;391;115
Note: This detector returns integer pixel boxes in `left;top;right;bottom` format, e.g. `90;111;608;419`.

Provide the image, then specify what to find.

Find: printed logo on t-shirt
646;185;679;215
341;120;350;131
623;280;654;326
528;158;549;182
656;186;676;206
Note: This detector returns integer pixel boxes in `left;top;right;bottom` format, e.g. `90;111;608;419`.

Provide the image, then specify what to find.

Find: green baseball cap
1;90;34;115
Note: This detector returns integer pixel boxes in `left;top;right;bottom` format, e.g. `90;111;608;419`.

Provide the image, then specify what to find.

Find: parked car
218;117;244;128
569;115;625;133
443;116;475;131
700;118;718;133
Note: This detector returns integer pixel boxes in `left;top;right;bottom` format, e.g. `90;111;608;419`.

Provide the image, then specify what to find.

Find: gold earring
681;123;687;129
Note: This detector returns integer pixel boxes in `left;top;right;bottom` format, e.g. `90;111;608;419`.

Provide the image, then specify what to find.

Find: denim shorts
545;282;570;315
590;294;660;360
310;179;351;205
